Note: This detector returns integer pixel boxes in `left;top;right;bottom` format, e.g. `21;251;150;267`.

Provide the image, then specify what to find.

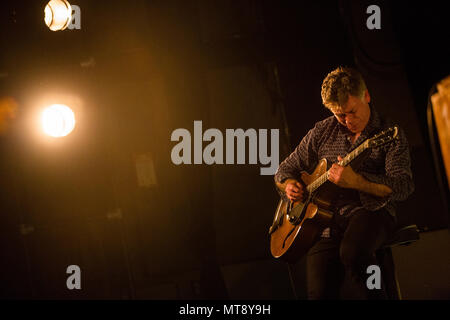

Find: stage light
41;104;76;138
44;0;72;31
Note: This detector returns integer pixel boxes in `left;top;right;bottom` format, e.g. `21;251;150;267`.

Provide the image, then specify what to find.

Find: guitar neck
306;140;370;193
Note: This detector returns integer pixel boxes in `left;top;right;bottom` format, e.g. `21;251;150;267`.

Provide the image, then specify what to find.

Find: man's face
331;90;371;134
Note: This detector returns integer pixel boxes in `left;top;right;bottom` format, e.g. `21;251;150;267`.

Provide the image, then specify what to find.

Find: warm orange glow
0;97;18;134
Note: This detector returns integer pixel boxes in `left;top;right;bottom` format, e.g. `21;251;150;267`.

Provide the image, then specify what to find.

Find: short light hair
321;67;367;110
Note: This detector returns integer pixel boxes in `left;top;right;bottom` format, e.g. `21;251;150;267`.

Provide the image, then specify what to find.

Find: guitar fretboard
306;140;369;194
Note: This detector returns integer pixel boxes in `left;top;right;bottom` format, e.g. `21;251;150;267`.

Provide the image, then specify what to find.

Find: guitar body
270;159;336;263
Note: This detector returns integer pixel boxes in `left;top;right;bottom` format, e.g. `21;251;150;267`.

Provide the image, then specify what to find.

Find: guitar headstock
368;126;399;149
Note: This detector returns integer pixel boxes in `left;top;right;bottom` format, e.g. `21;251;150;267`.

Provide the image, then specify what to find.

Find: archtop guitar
269;126;399;263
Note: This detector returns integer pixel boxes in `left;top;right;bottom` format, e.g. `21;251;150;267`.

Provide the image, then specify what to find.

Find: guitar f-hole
282;226;297;248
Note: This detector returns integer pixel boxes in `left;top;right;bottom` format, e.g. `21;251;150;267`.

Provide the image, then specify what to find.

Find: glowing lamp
44;0;72;31
41;104;76;138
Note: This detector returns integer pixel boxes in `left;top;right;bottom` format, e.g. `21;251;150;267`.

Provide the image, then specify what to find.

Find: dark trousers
306;208;396;300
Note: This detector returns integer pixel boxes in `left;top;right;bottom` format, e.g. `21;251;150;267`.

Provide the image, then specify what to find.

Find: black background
0;0;448;299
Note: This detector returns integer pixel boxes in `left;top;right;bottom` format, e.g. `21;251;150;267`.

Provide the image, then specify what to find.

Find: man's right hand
284;179;305;202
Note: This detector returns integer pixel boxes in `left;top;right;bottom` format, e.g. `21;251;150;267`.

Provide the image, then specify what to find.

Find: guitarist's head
321;67;371;134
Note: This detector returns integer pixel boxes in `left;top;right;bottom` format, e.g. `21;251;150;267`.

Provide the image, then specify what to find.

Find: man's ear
365;89;371;103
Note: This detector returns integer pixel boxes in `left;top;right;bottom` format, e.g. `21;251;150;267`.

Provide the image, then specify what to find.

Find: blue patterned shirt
274;107;414;221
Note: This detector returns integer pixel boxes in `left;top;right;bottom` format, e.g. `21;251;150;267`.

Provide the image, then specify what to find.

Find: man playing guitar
274;67;414;299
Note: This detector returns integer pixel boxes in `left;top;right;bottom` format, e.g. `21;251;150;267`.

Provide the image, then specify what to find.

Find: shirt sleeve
358;127;414;211
274;121;325;185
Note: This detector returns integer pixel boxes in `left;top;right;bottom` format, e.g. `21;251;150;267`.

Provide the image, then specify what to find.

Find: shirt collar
338;105;381;143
